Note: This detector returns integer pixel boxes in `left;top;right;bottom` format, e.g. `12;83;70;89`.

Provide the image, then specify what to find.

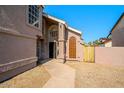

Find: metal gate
83;46;95;62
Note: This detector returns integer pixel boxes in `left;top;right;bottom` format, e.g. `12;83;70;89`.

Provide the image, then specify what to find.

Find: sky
43;5;124;43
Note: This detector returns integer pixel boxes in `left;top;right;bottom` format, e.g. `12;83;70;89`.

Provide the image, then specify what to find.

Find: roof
67;27;82;35
100;38;112;44
43;13;66;24
43;13;82;35
103;39;112;44
107;12;124;38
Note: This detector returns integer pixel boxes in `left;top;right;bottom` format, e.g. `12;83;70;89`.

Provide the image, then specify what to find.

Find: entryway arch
48;25;58;58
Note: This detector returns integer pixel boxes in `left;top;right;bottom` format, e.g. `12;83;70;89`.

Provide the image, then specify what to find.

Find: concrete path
42;59;75;88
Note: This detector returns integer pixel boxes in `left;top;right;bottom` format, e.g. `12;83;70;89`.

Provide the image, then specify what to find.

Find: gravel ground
0;65;51;88
66;61;124;88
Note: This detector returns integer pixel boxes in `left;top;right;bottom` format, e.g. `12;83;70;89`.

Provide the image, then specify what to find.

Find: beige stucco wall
95;47;124;66
66;30;83;61
0;5;43;82
112;16;124;47
57;23;65;59
40;18;49;59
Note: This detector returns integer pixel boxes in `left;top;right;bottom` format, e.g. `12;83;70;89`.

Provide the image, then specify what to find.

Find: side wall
112;16;124;47
95;47;124;66
0;6;43;82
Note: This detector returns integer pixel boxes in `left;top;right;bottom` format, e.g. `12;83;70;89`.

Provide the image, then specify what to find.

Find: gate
83;46;95;62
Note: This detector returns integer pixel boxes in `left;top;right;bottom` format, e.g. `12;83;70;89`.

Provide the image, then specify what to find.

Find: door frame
49;42;56;58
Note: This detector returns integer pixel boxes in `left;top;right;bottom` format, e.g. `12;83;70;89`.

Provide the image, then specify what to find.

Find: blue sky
44;5;124;43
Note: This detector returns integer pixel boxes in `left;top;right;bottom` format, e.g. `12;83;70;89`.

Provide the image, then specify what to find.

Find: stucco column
57;23;65;61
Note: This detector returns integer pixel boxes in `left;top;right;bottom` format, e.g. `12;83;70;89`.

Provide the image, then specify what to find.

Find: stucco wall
66;30;83;61
0;33;36;64
0;6;43;37
42;18;50;59
112;16;124;47
0;5;43;82
95;47;124;66
57;23;65;59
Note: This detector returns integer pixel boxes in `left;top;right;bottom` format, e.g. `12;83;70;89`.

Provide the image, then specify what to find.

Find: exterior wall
0;6;43;82
112;16;124;47
57;23;65;60
105;41;112;47
66;30;83;61
95;47;124;66
79;40;84;61
41;18;49;59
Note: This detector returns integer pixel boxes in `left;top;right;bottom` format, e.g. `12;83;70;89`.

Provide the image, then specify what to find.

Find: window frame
49;31;58;38
26;5;41;30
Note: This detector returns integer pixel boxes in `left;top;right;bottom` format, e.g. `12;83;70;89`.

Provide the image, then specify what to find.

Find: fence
95;47;124;66
83;46;95;63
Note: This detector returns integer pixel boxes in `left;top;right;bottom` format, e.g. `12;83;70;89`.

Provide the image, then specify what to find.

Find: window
28;5;40;28
50;31;58;38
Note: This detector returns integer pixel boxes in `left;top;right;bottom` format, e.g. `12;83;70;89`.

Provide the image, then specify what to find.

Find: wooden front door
69;37;76;58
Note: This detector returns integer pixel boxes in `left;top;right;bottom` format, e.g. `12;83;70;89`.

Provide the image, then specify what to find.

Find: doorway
49;42;56;58
69;36;76;58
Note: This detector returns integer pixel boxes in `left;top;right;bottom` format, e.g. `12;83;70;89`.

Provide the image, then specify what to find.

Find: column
57;23;65;61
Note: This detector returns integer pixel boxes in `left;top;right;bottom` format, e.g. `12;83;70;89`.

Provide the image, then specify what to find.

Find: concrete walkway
42;59;75;88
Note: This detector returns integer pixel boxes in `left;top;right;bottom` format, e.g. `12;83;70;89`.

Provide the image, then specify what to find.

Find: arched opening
69;36;76;58
48;25;58;58
48;25;58;41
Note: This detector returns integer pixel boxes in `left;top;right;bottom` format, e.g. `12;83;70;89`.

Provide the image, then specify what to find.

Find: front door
69;37;76;58
49;42;54;58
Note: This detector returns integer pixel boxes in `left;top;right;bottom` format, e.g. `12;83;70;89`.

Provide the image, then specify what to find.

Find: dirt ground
0;60;124;88
0;64;51;88
66;61;124;88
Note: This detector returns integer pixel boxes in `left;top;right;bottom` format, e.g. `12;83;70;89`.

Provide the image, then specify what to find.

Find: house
99;38;112;47
0;5;44;82
104;39;112;47
41;13;83;62
107;12;124;47
0;5;83;82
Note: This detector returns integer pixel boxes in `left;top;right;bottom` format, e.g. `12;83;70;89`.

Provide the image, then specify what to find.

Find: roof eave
43;13;66;24
68;27;82;35
108;12;124;37
43;13;82;35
